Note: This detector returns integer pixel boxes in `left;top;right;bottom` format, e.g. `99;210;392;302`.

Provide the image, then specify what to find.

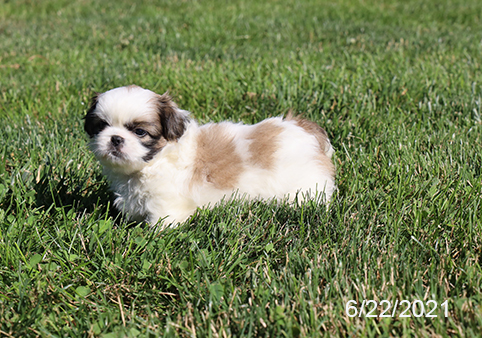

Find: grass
0;0;481;336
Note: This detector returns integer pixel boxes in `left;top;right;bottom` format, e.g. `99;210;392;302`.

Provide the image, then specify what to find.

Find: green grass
1;0;481;336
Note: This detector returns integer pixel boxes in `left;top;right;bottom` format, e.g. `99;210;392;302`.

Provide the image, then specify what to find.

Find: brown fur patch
285;113;330;155
247;120;283;169
153;93;187;141
286;113;335;175
191;124;244;190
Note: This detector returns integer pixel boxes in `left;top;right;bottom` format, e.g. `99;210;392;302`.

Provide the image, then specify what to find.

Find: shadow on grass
31;169;122;222
0;163;130;229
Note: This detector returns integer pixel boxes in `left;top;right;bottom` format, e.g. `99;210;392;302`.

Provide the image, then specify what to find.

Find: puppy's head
84;85;188;175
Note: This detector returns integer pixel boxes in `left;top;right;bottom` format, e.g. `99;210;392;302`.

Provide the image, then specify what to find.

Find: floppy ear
156;92;187;141
83;93;105;138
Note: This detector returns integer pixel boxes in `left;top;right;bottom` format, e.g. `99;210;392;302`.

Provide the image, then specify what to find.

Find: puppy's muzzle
111;135;124;147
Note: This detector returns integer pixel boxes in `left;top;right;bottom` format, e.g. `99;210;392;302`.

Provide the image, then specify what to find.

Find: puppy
84;85;335;228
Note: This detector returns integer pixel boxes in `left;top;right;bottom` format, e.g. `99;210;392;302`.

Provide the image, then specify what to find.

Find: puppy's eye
134;128;148;137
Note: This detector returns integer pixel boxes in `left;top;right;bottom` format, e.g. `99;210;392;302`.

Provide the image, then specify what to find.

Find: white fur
86;86;335;229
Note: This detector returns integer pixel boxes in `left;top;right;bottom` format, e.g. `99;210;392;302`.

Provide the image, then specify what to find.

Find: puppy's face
84;86;187;175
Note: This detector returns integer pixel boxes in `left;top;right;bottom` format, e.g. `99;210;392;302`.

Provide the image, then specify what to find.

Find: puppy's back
189;116;335;204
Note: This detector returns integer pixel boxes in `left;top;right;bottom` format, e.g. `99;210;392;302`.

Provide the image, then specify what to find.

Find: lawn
0;0;481;336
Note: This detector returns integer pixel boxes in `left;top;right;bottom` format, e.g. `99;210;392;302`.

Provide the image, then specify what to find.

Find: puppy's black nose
111;135;124;147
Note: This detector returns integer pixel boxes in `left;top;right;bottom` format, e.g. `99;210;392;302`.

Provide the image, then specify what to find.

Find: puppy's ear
84;93;106;138
156;92;187;141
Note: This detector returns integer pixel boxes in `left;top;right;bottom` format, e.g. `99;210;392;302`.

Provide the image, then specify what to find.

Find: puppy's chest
111;176;151;218
110;167;182;216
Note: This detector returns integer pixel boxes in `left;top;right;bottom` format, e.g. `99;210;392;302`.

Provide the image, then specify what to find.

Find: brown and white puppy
84;85;335;228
